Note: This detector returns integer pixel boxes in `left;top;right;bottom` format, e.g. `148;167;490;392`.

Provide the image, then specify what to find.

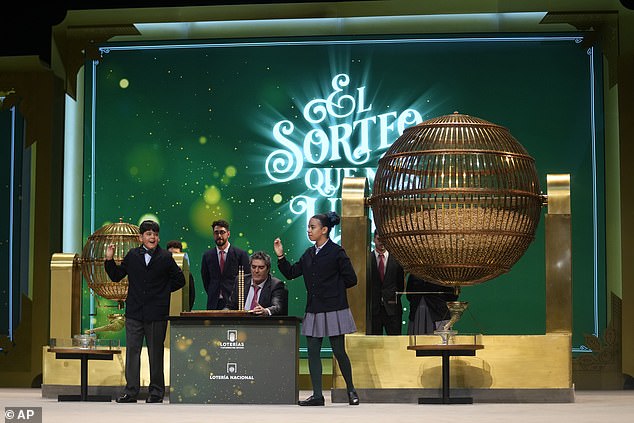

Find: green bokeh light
190;198;231;238
203;186;221;205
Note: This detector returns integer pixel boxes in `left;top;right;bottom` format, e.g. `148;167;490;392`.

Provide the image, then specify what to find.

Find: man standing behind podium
225;251;287;315
201;219;249;310
104;219;185;403
368;231;405;335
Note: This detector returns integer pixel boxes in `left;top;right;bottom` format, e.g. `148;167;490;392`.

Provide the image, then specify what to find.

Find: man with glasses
201;219;250;310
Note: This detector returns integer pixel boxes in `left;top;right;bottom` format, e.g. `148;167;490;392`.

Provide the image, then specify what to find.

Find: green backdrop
80;34;605;353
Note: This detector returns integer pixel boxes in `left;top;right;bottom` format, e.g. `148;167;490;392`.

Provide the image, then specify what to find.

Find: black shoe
115;394;137;403
146;395;163;403
348;390;359;405
298;395;325;406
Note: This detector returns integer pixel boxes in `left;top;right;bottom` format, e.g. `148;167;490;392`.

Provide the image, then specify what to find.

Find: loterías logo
219;329;244;350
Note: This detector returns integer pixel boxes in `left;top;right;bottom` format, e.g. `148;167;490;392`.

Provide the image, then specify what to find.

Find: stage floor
1;388;633;423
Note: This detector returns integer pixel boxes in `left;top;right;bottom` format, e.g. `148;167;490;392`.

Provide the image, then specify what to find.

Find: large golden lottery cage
333;112;572;402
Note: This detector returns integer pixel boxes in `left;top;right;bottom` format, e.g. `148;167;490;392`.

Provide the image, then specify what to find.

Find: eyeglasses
213;230;228;235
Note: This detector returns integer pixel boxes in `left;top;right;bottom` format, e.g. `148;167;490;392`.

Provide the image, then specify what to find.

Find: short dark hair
212;219;229;231
166;240;183;250
249;250;271;270
139;220;159;234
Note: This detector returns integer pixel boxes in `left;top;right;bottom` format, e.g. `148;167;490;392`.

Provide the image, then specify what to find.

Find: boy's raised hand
105;244;116;260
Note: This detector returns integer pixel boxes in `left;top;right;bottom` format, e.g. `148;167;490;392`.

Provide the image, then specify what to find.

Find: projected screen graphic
83;35;604;350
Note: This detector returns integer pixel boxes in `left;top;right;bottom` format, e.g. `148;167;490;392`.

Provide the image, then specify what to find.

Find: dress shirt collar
217;243;230;255
314;239;330;255
375;249;388;261
252;280;266;291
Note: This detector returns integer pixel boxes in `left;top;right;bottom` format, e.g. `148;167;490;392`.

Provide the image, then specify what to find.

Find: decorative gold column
341;177;370;333
169;252;189;316
49;253;81;339
545;174;572;333
165;252;188;348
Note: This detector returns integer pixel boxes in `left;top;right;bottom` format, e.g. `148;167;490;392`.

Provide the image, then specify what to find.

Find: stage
2;388;633;423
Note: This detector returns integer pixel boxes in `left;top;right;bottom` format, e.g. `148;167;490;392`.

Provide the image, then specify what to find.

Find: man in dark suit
225;250;288;315
104;220;185;404
368;231;405;335
201;219;250;310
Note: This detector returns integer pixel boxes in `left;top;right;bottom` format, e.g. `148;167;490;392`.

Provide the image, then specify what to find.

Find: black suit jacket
105;245;185;322
277;239;357;313
200;245;250;310
368;250;405;316
226;274;288;315
187;273;195;310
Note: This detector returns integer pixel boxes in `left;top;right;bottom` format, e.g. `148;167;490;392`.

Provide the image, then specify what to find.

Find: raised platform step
331;388;575;403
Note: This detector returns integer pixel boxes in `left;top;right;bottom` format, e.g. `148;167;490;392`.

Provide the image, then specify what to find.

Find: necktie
219;250;225;273
378;252;385;282
249;285;260;310
143;248;153;265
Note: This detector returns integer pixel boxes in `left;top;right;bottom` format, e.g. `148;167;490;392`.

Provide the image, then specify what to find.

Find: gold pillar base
333;334;571;390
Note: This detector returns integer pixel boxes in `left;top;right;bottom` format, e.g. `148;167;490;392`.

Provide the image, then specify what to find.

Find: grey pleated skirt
301;308;357;337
